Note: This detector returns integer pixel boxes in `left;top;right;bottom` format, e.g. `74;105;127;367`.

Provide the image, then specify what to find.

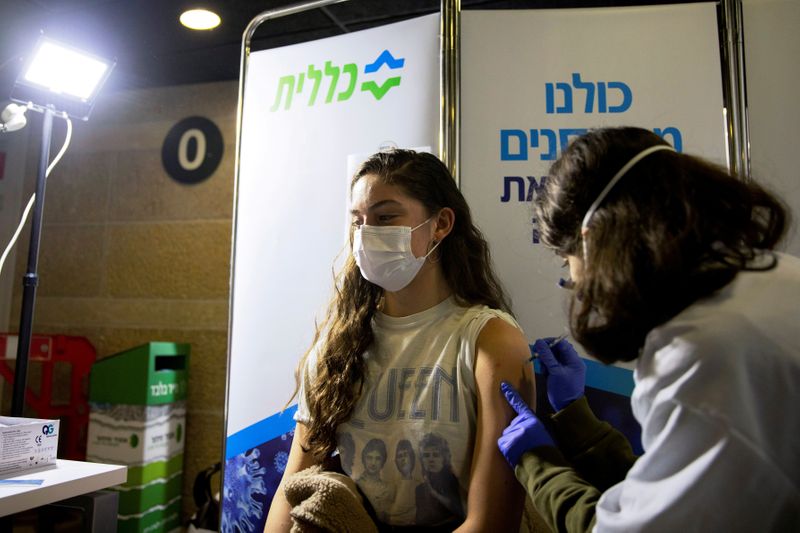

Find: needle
529;333;569;362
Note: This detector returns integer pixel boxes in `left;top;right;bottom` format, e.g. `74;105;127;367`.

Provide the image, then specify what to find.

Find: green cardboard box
86;342;189;533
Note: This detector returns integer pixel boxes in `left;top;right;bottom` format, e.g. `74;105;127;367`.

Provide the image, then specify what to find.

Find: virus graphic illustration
221;448;267;533
273;451;289;473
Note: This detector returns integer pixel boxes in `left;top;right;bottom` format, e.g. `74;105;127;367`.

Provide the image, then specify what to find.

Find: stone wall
9;80;237;521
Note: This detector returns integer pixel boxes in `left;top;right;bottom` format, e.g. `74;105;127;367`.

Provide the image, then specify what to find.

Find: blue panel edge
583;358;634;397
226;404;298;460
531;346;634;397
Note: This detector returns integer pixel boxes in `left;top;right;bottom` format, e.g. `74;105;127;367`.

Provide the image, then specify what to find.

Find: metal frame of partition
440;0;461;182
719;0;751;180
221;0;457;519
224;0;346;513
223;0;349;519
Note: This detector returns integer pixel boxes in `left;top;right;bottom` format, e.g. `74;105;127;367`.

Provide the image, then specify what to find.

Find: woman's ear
434;207;455;241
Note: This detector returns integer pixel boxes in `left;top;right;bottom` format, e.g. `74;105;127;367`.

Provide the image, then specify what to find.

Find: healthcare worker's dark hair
294;149;511;460
535;126;788;364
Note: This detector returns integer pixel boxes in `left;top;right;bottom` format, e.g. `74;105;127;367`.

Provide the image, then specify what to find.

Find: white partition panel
743;0;800;256
461;4;726;449
223;14;439;532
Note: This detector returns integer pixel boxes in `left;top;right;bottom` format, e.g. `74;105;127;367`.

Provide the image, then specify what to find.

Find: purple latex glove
533;337;586;411
498;381;554;468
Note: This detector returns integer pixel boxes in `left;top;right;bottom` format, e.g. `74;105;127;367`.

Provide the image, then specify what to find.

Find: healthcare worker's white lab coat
595;253;800;531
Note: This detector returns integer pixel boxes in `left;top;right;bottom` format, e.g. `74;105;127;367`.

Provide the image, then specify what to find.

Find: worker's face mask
353;217;441;292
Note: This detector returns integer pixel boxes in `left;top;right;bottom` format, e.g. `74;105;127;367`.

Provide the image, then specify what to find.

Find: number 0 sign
162;116;224;184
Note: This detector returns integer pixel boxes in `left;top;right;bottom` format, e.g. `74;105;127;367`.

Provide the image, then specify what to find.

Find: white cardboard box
0;417;59;477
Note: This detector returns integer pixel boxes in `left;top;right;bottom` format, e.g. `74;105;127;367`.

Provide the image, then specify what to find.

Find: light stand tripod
11;106;55;416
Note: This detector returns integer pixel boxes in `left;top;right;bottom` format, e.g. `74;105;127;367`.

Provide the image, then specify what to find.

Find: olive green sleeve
512;397;640;533
514;446;600;533
548;396;639;491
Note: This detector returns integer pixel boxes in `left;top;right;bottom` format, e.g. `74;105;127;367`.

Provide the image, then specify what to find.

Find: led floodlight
5;36;113;417
10;37;115;120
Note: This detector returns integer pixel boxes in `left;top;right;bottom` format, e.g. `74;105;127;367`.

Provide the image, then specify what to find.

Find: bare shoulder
475;316;534;407
476;316;530;364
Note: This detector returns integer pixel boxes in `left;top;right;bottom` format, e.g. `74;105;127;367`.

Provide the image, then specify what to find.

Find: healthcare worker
497;127;800;532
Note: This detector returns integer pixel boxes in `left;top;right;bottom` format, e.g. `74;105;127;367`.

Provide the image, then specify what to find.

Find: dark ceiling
0;0;704;96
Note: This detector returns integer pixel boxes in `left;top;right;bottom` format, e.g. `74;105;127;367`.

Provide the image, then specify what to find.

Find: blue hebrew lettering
539;129;557;160
501;176;526;203
532;217;540;244
545;82;573;114
526;176;548;202
364;50;405;73
597;82;607;113
572;73;595;113
607;81;632;113
500;129;528;161
654;127;683;153
559;128;588;150
555;82;573;113
530;129;547;161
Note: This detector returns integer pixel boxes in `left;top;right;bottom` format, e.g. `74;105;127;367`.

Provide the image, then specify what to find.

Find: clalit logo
270;49;405;111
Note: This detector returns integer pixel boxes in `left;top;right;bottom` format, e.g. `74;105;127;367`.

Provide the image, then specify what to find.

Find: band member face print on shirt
365;449;385;476
415;433;464;524
395;439;416;480
389;439;419;525
422;444;444;474
338;431;355;475
358;438;394;521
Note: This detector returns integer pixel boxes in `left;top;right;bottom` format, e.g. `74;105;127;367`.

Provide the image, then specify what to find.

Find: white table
0;459;127;518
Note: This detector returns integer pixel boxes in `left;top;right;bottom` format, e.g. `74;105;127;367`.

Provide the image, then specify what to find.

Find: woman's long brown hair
535;127;788;364
294;149;511;460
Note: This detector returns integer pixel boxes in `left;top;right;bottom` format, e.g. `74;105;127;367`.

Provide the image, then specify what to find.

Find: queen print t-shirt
294;297;520;527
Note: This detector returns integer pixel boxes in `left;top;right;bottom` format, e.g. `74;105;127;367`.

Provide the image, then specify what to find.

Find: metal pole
12;107;53;416
440;0;460;184
720;0;751;180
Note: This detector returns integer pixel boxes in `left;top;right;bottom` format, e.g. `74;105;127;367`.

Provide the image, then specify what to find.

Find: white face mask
353;217;442;292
